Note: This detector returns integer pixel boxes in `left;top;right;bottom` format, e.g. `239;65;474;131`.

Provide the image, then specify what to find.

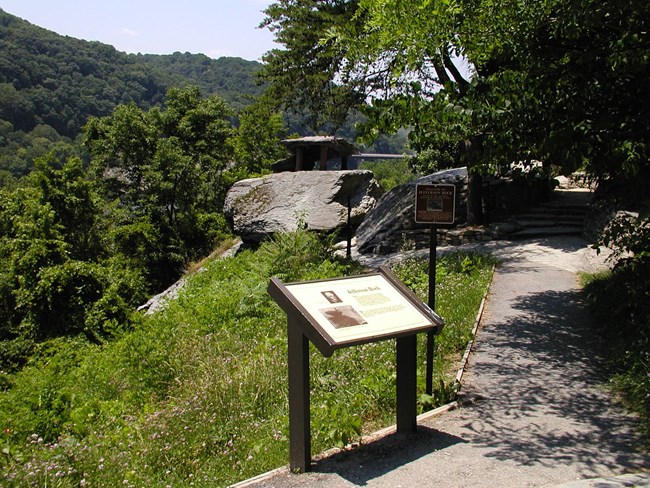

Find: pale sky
0;0;279;62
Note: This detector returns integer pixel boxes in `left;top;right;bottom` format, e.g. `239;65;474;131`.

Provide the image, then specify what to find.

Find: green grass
393;252;496;407
0;231;494;487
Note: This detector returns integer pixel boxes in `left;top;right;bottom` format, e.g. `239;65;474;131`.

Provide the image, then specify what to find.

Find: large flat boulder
355;167;468;254
224;170;382;244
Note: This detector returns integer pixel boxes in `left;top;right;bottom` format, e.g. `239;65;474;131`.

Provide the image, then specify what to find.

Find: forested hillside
0;9;263;178
138;53;264;111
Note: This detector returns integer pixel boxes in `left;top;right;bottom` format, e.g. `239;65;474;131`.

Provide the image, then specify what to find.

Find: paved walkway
236;237;648;488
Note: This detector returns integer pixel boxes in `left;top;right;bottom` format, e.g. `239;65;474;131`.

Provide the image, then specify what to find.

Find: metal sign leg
288;320;311;472
396;335;418;433
426;224;437;395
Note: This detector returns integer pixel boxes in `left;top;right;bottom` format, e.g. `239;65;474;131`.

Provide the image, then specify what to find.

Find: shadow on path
311;427;466;486
457;281;648;477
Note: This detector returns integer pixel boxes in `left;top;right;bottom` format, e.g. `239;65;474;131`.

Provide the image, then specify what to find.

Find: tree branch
430;52;451;86
442;45;469;91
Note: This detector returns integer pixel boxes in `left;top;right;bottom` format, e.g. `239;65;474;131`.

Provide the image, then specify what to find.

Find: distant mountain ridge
0;8;263;175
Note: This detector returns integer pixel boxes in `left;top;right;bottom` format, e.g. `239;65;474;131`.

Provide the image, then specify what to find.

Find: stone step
512;218;585;228
515;208;588;218
493;188;592;240
538;202;590;211
509;226;584;239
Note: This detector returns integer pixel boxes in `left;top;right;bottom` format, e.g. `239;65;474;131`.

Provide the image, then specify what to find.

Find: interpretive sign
414;184;455;394
268;266;444;473
269;266;444;357
415;184;456;224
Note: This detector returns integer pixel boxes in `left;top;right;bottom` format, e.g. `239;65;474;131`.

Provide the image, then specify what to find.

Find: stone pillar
319;145;328;171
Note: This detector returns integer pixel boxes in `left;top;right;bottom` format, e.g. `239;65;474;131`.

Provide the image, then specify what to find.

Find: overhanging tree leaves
526;0;649;181
259;0;366;132
261;0;490;221
262;0;649;221
354;0;649;179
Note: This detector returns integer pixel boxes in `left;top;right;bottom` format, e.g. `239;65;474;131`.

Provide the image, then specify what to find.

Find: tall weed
583;263;650;442
393;251;496;392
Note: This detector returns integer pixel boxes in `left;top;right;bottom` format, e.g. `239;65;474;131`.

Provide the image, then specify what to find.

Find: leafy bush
0;158;148;369
585;212;650;439
596;211;650;265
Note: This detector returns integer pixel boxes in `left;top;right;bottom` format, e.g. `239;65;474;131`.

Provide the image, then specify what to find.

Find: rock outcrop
355;167;468;254
224;170;382;245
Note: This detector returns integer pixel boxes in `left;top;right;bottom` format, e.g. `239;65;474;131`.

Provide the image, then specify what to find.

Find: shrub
586;211;650;441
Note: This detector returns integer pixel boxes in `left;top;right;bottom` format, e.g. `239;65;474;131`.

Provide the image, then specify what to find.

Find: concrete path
236;237;648;488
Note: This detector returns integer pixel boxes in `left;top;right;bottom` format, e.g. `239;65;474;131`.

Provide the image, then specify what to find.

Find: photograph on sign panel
321;290;342;304
426;196;444;211
319;305;368;329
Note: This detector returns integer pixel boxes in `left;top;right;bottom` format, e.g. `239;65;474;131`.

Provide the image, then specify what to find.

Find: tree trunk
466;168;483;226
429;50;451;86
463;135;485;226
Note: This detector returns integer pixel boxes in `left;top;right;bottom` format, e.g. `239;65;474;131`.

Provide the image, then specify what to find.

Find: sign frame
415;183;456;225
268;265;444;358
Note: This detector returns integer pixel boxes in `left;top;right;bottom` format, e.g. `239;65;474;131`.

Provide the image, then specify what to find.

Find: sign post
268;266;444;472
287;319;311;472
426;225;437;395
415;184;456;394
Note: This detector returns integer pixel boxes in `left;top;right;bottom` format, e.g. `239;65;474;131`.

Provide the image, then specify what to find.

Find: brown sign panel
415;184;456;224
268;266;444;357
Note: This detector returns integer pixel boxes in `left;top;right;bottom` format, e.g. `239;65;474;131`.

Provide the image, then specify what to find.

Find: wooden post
347;195;352;259
268;270;445;473
287;319;311;472
341;155;349;170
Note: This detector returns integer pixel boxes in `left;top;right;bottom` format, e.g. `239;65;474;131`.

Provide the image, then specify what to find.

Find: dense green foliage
259;0;364;132
0;11;162;137
0;9;263;178
0;7;409;182
232;98;290;176
0;156;147;372
0;231;493;486
84;86;237;289
138;53;264;112
358;158;416;191
0;86;288;371
268;0;648;179
584;213;650;439
261;0;649;220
